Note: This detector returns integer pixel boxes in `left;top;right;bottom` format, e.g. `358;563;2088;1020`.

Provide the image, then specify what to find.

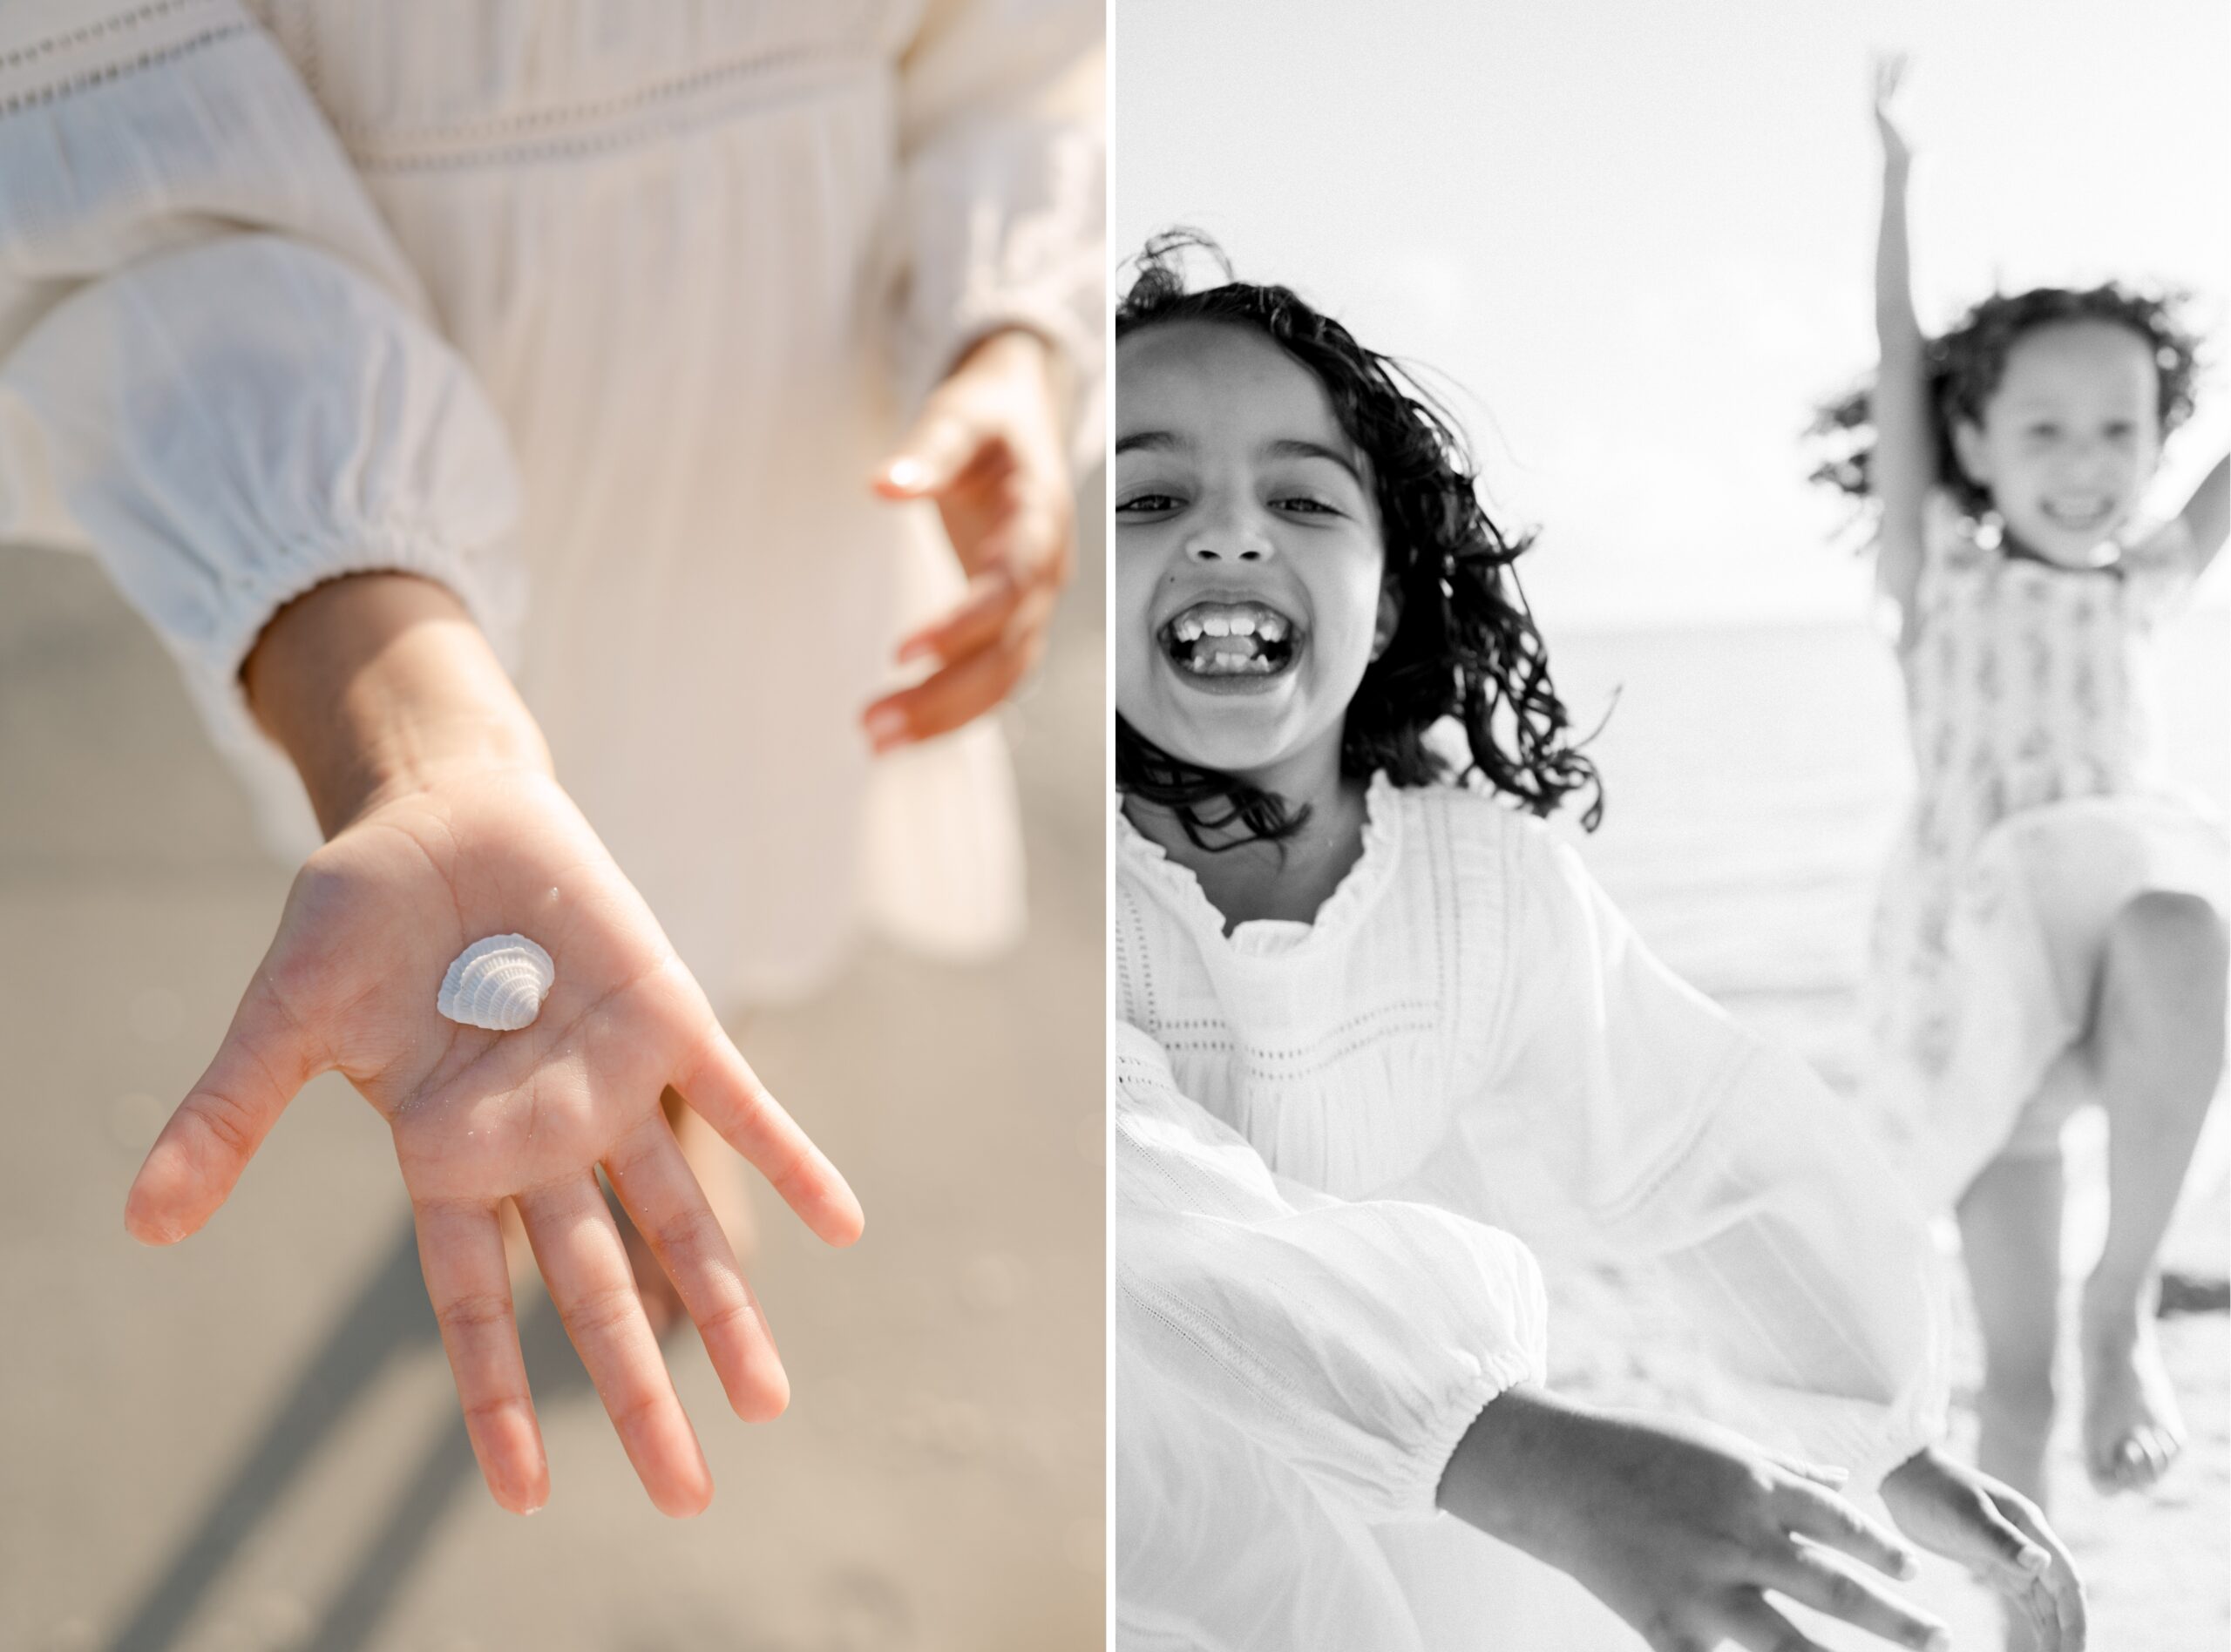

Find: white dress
0;0;1102;1007
1116;775;1950;1651
1866;491;2229;1209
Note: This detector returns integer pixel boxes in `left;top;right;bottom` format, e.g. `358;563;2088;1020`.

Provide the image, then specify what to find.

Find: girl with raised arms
1815;55;2227;1619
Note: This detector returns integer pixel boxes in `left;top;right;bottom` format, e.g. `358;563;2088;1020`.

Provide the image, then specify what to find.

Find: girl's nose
1184;520;1274;563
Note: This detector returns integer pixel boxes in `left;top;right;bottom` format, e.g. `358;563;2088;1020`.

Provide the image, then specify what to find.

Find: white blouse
0;0;1102;1005
1116;775;1950;1648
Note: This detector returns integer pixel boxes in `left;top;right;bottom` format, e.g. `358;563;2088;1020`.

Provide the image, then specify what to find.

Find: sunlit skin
1115;303;2087;1649
1115;320;1398;923
1952;320;2165;565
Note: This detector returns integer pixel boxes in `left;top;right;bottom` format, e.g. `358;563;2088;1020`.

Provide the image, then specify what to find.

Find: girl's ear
1370;580;1403;661
1951;418;1991;487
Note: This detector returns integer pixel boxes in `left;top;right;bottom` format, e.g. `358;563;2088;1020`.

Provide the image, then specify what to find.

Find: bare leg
2080;891;2228;1493
1958;1151;2065;1652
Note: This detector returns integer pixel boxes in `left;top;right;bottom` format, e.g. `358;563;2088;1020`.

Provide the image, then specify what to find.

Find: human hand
865;326;1075;751
1873;52;1916;172
1882;1446;2085;1650
1441;1387;1950;1652
124;766;865;1517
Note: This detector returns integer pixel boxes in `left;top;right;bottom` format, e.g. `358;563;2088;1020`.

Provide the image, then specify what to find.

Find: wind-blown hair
1116;231;1602;849
1808;283;2201;525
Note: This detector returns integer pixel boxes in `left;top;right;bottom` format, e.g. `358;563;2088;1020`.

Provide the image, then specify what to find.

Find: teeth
1202;614;1231;637
1227;613;1257;637
1175;617;1204;641
1258;615;1287;642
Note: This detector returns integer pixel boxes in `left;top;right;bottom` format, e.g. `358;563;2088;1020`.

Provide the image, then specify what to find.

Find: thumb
125;972;323;1244
871;406;982;500
1950;1495;2053;1588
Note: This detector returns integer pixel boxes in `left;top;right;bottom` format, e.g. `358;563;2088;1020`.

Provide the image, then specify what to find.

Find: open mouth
2040;496;2117;534
1158;599;1301;680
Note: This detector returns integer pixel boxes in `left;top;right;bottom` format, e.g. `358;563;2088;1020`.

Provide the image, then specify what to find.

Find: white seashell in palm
437;934;556;1032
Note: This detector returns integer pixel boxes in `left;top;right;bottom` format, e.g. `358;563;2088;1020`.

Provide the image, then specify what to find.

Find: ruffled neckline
1116;770;1404;957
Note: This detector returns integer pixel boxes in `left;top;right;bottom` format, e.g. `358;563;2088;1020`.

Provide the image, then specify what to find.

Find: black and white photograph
1112;3;2228;1649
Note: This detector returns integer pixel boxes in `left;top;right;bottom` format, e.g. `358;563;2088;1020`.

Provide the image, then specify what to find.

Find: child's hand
1881;1447;2086;1649
1441;1386;1951;1652
865;326;1075;751
124;766;864;1518
1872;52;1916;172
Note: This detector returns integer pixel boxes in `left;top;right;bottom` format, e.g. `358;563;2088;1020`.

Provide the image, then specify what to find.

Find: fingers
414;1200;548;1514
516;1174;713;1518
1762;1450;1851;1490
895;556;1031;669
864;609;1050;749
125;972;323;1244
603;1113;789;1423
1773;1479;1920;1581
1715;1594;1832;1652
1762;1545;1947;1650
872;410;981;500
1996;1494;2087;1649
1950;1486;2054;1588
674;1025;865;1246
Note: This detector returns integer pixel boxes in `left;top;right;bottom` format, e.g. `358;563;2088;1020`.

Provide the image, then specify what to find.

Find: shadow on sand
106;1219;590;1652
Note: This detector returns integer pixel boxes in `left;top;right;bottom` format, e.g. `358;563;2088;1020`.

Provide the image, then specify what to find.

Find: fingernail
1895;1550;1921;1579
895;634;932;664
883;457;926;491
2018;1546;2050;1574
865;708;907;749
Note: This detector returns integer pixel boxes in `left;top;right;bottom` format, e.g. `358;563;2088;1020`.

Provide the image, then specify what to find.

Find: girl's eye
1273;496;1339;516
1116;491;1183;515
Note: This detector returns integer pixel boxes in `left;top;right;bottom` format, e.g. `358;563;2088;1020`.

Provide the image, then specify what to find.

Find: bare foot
496;1088;759;1341
2080;1286;2186;1493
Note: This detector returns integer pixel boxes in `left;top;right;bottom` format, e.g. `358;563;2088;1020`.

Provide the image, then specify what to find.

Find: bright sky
1113;0;2231;629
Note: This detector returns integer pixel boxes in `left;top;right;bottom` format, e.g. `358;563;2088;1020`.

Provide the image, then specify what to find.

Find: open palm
125;767;863;1516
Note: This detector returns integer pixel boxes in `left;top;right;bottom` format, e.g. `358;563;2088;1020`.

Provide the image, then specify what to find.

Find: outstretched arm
1868;53;1934;625
2171;452;2229;580
134;573;864;1517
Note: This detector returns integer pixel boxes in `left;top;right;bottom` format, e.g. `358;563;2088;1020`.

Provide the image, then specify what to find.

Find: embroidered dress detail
1865;490;2228;1205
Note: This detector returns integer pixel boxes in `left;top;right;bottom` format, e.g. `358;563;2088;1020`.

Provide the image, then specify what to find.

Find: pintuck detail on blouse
1116;777;1950;1646
0;0;1103;1007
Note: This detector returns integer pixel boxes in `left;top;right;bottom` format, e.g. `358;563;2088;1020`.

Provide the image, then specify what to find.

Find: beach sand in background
0;524;1106;1652
1542;613;2229;1650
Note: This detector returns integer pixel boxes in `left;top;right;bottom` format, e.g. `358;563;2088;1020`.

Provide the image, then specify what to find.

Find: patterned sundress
1865;490;2228;1209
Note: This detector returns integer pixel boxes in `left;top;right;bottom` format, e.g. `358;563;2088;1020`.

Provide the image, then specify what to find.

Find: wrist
1437;1384;1593;1558
242;572;552;836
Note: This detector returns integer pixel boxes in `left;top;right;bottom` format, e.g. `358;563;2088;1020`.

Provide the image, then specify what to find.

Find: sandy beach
1542;614;2230;1651
0;510;1107;1652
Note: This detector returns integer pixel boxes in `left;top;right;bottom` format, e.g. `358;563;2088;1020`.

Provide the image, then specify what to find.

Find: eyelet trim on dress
0;17;250;119
1116;770;1406;957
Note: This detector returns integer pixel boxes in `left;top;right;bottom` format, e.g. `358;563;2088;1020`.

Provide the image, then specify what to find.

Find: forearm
2179;453;2228;571
1875;156;1922;358
241;572;551;837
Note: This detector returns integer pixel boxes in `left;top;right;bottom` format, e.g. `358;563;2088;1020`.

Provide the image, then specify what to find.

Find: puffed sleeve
1116;1023;1549;1525
0;1;523;796
1468;825;1950;1487
886;0;1104;465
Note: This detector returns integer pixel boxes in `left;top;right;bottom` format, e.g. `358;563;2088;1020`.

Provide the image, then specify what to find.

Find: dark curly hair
1808;283;2202;526
1116;231;1602;850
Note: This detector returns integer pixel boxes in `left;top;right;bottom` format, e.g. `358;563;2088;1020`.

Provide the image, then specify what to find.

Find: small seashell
437;934;554;1032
